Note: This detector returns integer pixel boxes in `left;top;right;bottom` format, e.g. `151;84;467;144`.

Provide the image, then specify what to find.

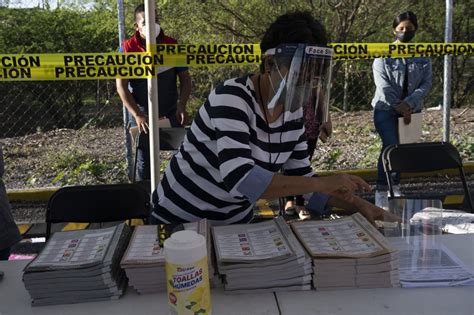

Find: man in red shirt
116;4;192;181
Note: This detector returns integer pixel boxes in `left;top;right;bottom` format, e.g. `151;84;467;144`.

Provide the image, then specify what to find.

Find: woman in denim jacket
371;11;432;207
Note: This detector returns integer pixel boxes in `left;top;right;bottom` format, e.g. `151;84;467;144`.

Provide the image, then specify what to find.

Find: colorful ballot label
165;256;211;315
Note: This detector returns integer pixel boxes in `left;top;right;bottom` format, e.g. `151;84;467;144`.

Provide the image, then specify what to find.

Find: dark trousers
130;113;181;182
374;109;400;190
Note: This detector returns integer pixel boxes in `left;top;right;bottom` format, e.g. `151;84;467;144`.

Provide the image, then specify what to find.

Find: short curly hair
260;11;328;73
261;11;328;51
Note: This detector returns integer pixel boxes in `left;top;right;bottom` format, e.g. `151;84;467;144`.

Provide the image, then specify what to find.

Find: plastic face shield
264;44;333;123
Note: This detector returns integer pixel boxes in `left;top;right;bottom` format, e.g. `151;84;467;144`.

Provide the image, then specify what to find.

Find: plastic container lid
164;230;207;265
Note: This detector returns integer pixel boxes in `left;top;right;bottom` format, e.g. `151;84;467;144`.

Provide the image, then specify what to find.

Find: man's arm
116;78;149;133
176;70;192;125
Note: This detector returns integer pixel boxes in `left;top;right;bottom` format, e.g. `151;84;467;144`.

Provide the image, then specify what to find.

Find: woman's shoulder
211;75;255;105
218;75;253;92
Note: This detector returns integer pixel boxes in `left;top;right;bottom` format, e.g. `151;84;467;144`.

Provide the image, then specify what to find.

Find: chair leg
132;133;140;183
278;198;284;217
385;171;395;198
382;145;395;197
46;223;51;240
459;167;474;212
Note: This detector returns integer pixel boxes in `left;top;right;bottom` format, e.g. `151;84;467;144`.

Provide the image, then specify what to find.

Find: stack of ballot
291;213;400;290
120;225;166;294
121;219;216;294
23;224;131;306
312;252;399;290
212;217;312;294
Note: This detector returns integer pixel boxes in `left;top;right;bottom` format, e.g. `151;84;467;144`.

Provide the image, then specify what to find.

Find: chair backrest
383;142;462;173
382;142;473;212
137;128;187;151
46;183;150;238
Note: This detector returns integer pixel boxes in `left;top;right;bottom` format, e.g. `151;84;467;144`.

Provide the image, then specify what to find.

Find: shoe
296;206;311;220
375;190;389;210
284;201;297;215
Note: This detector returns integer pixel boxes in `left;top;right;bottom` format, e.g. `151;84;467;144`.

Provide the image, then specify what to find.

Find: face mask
395;30;415;43
140;23;161;39
267;64;287;113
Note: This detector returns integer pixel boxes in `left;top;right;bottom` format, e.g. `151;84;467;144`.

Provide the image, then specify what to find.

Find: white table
276;234;474;315
0;260;279;315
1;235;473;315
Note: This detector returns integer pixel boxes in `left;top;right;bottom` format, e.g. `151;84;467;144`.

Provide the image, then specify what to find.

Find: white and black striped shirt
152;75;328;225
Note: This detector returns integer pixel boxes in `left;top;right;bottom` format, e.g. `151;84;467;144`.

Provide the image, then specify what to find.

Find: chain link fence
0;56;471;190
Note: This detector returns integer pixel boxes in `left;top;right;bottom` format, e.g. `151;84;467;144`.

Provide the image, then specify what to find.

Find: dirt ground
1;108;473;190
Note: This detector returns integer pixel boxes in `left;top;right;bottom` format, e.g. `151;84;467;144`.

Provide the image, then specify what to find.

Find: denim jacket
371;57;432;112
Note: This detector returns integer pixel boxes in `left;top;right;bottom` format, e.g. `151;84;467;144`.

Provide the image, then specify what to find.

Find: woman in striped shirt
151;11;392;226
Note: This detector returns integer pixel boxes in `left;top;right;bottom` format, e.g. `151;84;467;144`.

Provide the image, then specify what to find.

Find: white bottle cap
164;230;207;265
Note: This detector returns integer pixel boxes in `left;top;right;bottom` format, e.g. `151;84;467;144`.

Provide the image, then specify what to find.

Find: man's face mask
395;31;415;43
263;43;333;123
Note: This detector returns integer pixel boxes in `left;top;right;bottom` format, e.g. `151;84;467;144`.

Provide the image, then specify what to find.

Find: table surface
277;234;474;315
1;235;473;315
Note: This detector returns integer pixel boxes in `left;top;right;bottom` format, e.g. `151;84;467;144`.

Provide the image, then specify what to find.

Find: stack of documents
291;213;400;290
390;238;474;288
212;217;312;294
120;225;166;294
182;219;218;287
23;224;131;306
121;219;217;294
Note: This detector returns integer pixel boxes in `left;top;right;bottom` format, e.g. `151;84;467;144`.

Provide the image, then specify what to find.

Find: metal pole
117;0;134;181
144;0;160;192
443;0;453;142
343;62;349;112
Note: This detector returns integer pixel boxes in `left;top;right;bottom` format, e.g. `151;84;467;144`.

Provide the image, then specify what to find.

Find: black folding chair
382;142;473;212
132;128;187;182
46;183;150;239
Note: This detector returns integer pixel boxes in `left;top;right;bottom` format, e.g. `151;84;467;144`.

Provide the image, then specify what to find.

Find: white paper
291;213;393;258
212;219;292;262
398;112;422;144
391;239;474;287
411;207;474;234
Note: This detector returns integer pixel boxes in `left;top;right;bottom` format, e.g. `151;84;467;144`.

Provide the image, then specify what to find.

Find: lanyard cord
257;74;283;171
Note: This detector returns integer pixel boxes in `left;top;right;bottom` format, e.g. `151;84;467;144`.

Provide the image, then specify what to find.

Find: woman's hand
353;197;402;226
313;174;370;203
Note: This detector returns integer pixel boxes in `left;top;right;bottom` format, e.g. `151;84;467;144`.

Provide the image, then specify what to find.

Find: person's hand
403;111;411;124
176;105;188;126
394;101;411;115
354;198;402;226
134;113;149;134
318;119;332;143
314;174;371;203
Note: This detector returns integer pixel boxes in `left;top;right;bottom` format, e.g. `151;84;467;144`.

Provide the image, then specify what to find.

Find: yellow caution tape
330;43;473;59
0;43;471;81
